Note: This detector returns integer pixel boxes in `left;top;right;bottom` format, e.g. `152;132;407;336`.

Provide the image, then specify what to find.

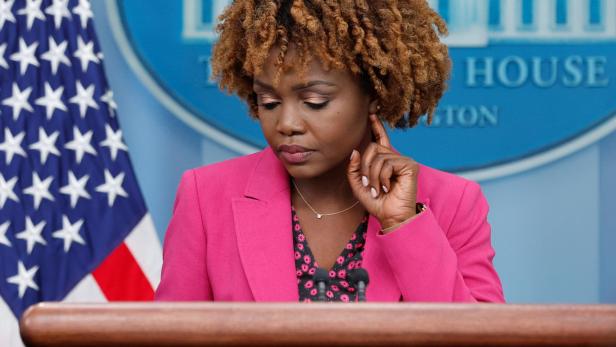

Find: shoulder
177;149;265;199
417;164;481;200
191;150;263;181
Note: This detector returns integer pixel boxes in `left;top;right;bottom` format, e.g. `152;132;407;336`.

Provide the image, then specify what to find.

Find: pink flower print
298;234;305;242
293;214;299;221
337;269;346;279
303;298;311;303
351;233;357;240
308;267;316;275
326;290;334;298
348;287;355;292
355;242;363;248
301;264;309;272
329;270;336;278
336;256;344;265
295;251;301;260
340;280;349;288
304;280;314;289
294;224;301;231
345;243;353;250
331;284;340;292
297;243;304;250
296;270;303;277
348;261;355;270
303;255;311;264
310;288;318;296
355;260;362;268
340;294;350;303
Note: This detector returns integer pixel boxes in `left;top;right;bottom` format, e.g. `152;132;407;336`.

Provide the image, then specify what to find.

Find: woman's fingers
368;153;398;197
347;150;368;198
369;114;391;149
360;142;379;184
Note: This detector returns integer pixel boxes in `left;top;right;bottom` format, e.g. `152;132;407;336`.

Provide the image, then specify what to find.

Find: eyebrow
253;79;337;91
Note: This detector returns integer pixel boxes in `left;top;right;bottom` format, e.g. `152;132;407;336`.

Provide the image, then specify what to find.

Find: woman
155;0;504;302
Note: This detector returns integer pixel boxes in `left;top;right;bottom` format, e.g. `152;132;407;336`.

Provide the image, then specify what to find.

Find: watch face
112;0;616;180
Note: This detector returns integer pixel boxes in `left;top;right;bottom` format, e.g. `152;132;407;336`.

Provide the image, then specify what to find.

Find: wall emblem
109;0;616;180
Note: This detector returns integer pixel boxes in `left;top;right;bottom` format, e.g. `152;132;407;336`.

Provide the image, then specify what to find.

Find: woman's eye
259;102;280;110
305;101;329;110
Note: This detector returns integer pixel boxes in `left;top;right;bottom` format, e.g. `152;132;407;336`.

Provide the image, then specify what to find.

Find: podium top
20;302;616;347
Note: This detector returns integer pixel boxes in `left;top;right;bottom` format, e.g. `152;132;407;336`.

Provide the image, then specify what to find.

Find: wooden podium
19;303;616;346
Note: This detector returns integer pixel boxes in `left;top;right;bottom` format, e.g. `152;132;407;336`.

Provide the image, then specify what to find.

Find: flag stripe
0;297;24;347
124;213;162;290
63;274;107;303
92;242;154;301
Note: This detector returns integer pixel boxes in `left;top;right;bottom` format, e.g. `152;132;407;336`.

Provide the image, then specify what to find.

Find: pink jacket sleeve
375;181;505;302
155;170;213;301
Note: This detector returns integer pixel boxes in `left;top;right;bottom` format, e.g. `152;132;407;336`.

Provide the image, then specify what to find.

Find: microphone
313;268;329;302
348;268;370;302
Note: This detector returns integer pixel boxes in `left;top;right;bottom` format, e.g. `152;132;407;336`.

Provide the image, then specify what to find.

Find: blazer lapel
232;148;299;302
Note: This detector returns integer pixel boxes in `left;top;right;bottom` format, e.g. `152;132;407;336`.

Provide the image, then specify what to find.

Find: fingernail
382;185;388;193
350;151;355;160
370;187;378;198
361;176;369;187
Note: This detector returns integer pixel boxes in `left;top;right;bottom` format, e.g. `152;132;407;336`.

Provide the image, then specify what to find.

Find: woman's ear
368;98;379;115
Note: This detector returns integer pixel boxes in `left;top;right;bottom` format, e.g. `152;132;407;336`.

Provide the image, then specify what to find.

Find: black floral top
292;207;368;302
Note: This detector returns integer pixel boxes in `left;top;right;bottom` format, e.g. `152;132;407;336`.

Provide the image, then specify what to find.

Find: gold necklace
291;179;360;219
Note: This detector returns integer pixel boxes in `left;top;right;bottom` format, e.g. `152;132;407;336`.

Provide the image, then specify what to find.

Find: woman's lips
278;144;315;164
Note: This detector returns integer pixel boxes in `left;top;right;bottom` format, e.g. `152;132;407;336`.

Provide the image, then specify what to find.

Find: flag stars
44;0;70;29
15;217;47;255
69;81;98;118
73;36;99;72
24;172;54;209
0;0;16;30
41;37;70;75
65;126;97;164
100;90;117;116
0;128;27;164
9;38;39;75
29;127;60;164
0;220;11;247
101;125;127;161
0;173;19;208
17;0;45;30
96;170;128;206
59;171;91;208
2;83;34;120
7;261;39;298
52;215;86;252
72;0;92;28
35;83;67;120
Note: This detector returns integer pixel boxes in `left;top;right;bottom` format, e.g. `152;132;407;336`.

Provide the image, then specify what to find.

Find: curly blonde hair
211;0;450;128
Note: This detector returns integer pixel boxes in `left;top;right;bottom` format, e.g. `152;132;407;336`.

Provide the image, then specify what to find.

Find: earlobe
368;99;380;114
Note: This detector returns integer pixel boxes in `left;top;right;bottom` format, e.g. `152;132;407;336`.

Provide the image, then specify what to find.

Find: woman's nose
276;103;305;136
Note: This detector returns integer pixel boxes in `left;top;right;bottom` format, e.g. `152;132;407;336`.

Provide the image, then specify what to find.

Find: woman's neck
291;129;372;211
292;160;356;210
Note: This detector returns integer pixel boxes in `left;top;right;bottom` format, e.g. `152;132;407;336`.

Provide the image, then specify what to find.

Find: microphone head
348;268;370;285
313;267;329;283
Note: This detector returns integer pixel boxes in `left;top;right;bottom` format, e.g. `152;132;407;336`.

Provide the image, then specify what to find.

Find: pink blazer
155;147;505;302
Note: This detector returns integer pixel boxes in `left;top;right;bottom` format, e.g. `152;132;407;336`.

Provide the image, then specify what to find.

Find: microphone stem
358;281;366;302
317;282;326;302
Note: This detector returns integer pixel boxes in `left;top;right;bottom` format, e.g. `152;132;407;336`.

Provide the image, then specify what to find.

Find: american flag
0;0;162;345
